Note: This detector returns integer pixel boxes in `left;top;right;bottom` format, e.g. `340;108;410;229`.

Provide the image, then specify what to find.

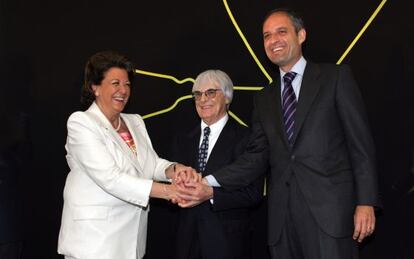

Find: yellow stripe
135;69;195;84
223;0;273;84
228;110;248;127
142;95;193;119
234;86;264;91
337;0;388;64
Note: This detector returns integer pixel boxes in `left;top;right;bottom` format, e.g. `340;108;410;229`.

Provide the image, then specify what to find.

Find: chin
199;111;212;118
113;105;125;113
275;60;290;67
200;115;213;122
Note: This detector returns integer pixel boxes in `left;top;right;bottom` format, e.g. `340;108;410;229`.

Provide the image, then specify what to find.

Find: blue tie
197;126;210;173
282;72;297;145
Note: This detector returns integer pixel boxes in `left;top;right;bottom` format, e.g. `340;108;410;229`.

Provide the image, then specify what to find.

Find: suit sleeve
212;95;269;191
66;112;155;207
336;65;381;207
211;177;264;211
212;126;265;211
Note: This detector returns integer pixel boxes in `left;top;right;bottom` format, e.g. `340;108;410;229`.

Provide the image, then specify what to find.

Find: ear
92;85;99;96
298;28;306;45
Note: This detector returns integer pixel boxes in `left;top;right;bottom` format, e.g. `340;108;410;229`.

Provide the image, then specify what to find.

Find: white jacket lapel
86;103;143;173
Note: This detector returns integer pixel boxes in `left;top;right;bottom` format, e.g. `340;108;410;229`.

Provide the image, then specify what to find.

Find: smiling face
194;80;228;126
92;67;131;120
263;12;306;72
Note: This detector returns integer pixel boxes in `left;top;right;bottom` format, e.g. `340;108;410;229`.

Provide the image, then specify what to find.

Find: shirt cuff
205;175;221;187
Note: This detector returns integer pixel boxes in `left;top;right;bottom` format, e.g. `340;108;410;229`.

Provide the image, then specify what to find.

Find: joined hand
170;168;212;208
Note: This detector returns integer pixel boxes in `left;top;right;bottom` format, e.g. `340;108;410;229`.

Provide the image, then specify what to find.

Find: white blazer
58;102;172;259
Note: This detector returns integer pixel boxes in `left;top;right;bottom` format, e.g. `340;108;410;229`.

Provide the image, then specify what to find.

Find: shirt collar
280;56;307;78
201;113;228;135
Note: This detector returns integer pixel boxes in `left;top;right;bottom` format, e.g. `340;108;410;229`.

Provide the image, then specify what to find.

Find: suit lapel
184;125;201;169
292;62;321;145
86;103;143;173
206;120;234;172
268;80;291;148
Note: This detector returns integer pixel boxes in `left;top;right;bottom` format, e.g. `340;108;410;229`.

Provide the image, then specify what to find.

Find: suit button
290;155;295;161
285;182;290;187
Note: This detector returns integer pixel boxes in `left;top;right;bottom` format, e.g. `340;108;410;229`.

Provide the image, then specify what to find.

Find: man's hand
176;181;214;208
173;164;201;185
353;205;376;242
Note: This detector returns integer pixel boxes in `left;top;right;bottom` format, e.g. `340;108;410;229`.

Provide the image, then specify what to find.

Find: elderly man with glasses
170;69;265;259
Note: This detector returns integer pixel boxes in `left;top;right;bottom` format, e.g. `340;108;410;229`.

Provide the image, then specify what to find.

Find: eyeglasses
192;88;222;101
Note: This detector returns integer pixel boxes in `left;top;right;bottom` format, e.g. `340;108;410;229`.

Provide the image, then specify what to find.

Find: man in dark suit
172;70;264;259
193;9;380;259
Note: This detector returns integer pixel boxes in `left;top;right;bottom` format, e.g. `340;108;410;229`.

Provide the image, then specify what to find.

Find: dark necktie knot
283;71;297;86
203;126;211;137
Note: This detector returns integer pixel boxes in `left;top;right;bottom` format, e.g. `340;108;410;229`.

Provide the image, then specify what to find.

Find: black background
1;0;413;258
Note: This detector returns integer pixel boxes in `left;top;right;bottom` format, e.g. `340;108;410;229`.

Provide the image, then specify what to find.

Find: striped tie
197;126;210;174
282;72;297;145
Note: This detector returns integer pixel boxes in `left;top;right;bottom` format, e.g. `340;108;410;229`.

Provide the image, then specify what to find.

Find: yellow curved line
135;69;195;84
142;95;193;119
234;86;264;91
139;2;270;123
337;0;388;64
228;110;248;127
223;0;273;84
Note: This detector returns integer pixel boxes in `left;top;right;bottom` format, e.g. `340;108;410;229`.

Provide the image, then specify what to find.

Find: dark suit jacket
172;118;264;259
213;62;381;245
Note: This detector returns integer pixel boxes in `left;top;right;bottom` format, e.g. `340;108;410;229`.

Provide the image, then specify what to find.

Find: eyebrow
110;78;130;82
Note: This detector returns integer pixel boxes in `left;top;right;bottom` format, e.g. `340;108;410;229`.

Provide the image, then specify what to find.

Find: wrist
208;186;214;199
165;163;177;179
162;184;170;200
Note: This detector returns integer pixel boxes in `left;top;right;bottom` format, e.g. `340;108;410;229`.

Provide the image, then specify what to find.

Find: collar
280;56;307;77
200;113;228;135
87;102;124;130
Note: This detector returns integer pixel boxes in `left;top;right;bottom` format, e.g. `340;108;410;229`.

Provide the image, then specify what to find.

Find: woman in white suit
58;51;196;259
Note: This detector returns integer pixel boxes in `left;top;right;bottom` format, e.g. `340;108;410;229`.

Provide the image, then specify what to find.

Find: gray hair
192;69;233;107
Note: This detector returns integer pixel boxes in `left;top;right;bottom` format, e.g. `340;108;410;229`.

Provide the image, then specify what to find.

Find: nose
119;83;129;94
199;92;209;102
267;33;279;44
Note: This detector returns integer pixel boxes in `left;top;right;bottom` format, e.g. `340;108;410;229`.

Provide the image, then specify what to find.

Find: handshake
166;164;213;208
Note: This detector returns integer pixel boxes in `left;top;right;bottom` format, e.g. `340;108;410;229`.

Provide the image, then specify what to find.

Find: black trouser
269;175;358;259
